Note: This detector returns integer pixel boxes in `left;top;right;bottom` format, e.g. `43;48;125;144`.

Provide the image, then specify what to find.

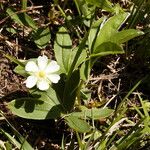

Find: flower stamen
38;71;46;78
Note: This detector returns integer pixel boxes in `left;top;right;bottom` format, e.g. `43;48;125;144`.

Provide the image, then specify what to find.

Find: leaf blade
85;0;114;12
32;27;51;49
94;12;130;50
92;42;124;57
54;27;72;74
8;86;63;120
65;115;91;133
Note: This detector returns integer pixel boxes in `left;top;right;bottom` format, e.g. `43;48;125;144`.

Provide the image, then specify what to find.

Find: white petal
47;74;60;83
37;80;49;91
46;61;60;73
25;76;37;88
37;55;48;70
25;61;38;72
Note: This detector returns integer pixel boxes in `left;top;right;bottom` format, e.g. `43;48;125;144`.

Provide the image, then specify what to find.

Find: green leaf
94;12;130;50
8;86;63;120
111;29;144;44
32;27;51;49
6;8;37;30
14;65;27;77
85;0;114;12
79;1;96;20
71;107;114;120
0;129;33;150
0;112;33;150
4;141;12;150
116;118;145;149
92;42;124;57
6;27;17;34
81;49;114;79
54;27;87;75
68;32;89;78
80;89;91;101
6;8;24;26
70;47;87;69
20;13;37;30
0;129;22;150
88;17;104;52
53;70;80;111
65;115;91;133
54;27;72;74
5;54;25;67
13;58;37;77
63;70;80;111
80;60;91;81
22;0;27;10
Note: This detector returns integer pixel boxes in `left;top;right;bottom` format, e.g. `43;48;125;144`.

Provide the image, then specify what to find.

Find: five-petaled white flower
24;55;60;91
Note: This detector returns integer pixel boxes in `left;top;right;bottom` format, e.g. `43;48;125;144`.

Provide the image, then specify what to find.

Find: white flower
24;55;60;91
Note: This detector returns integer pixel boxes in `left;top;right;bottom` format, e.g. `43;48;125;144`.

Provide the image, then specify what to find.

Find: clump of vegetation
0;0;150;149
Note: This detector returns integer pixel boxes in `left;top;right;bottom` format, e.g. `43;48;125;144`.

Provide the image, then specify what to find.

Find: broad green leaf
92;42;124;57
14;65;27;77
71;107;114;120
54;27;87;74
53;70;80;111
80;13;132;81
111;29;144;44
85;0;114;12
80;46;115;79
94;12;130;50
32;27;51;49
6;8;37;30
54;27;72;74
9;98;62;119
65;115;91;133
8;86;63;119
63;70;80;111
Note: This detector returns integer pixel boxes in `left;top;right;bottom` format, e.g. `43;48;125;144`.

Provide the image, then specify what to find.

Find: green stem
115;79;142;115
67;32;89;79
57;4;67;19
76;131;84;150
21;0;27;10
74;0;81;16
77;80;84;106
128;0;145;28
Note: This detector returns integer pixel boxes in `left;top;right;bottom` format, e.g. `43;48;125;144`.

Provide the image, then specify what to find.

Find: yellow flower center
38;71;46;78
